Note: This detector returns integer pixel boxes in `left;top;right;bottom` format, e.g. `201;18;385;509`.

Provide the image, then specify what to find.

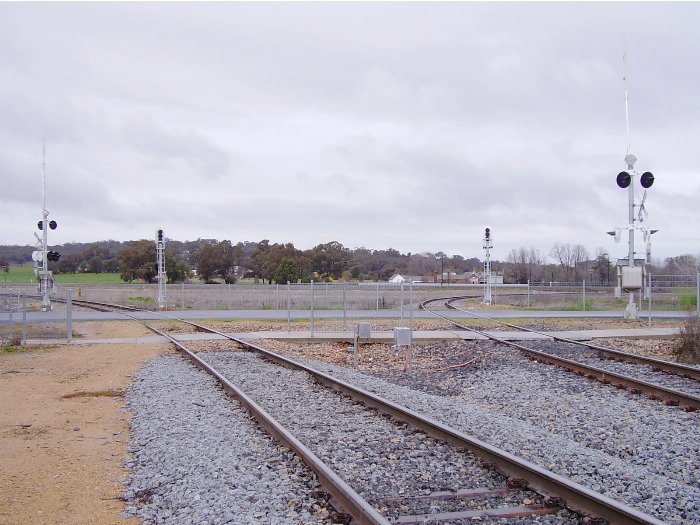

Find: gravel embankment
123;340;699;525
283;343;699;525
123;356;333;525
202;351;579;524
521;340;700;396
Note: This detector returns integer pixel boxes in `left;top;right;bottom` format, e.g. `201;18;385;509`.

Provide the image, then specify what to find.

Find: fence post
376;282;379;311
8;289;14;338
527;280;530;308
343;283;347;330
697;273;699;318
310;280;315;337
21;292;27;344
648;273;652;328
286;281;291;332
400;282;404;322
582;280;586;311
181;281;185;311
409;281;414;331
276;284;280;310
66;289;73;343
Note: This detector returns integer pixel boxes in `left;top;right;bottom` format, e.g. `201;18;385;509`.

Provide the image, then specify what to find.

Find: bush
678;291;697;309
1;332;22;351
673;314;700;364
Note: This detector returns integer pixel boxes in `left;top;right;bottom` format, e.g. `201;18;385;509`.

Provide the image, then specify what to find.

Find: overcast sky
2;2;698;262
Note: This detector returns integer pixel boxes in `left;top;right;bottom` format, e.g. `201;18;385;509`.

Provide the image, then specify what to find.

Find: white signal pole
36;144;54;311
483;226;493;305
156;229;166;309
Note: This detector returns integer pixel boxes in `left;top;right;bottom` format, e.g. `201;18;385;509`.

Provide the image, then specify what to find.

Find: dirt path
0;328;169;525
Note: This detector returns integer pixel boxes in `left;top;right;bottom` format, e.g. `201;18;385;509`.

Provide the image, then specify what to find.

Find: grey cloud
1;2;698;260
119;115;231;180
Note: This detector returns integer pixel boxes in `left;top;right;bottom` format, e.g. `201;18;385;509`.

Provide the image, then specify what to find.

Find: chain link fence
0;289;73;344
1;275;697;344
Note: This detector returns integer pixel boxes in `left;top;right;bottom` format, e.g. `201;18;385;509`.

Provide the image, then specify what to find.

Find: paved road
1;308;689;323
61;326;679;347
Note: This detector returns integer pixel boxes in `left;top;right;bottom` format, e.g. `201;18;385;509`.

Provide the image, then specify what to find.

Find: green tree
349;264;363;279
56;253;81;274
167;261;192;283
309;241;350;279
197;244;220;283
196;241;241;283
118;240;157;283
252;241;299;283
217;240;242;284
274;258;298;284
87;256;104;273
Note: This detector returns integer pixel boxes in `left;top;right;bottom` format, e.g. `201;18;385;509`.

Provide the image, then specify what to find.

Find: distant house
433;271;480;284
479;272;504;284
389;274;424;283
464;272;481;284
432;270;503;285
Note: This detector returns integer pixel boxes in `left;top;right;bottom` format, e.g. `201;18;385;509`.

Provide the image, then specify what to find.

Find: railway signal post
483;226;493;305
33;148;59;311
156;229;166;310
607;50;657;320
609;155;656;320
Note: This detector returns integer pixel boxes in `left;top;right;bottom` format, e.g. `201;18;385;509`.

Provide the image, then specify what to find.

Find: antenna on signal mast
623;35;631;156
42;141;47;213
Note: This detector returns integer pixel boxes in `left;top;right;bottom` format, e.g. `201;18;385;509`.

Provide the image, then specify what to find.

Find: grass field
2;263;123;284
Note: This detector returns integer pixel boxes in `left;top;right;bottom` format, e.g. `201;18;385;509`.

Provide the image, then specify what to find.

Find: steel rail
444;297;700;381
142;314;665;525
66;300;667;524
420;300;700;411
130;317;390;525
53;297;140;313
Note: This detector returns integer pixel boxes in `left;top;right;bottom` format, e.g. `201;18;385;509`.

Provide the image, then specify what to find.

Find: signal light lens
38;220;43;230
640;171;654;189
49;220;57;230
157;229;163;241
616;171;631;188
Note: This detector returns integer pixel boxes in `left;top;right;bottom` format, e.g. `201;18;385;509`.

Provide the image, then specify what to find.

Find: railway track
420;297;700;411
67;299;674;524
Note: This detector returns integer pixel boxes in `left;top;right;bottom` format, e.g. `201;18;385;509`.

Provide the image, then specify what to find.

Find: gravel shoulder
0;317;692;524
0;335;169;525
247;338;699;524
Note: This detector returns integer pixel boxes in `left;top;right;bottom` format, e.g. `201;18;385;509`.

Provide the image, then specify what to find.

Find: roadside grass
2;263;123;284
561;299;596;311
128;296;154;303
679;291;697;309
0;342;55;355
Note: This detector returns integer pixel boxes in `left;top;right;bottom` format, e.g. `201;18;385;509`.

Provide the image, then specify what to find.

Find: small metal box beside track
393;327;412;347
357;323;371;339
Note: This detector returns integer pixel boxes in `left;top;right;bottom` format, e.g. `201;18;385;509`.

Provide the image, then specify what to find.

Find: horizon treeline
0;239;697;285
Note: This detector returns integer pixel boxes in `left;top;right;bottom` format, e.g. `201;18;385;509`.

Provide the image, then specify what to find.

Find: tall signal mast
156;229;166;309
33;144;58;311
607;43;657;319
483;226;493;305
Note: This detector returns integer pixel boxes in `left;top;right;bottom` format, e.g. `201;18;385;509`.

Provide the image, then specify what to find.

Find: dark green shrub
673;314;700;364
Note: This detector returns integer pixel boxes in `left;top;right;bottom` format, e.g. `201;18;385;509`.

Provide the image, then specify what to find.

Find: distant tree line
0;239;698;285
